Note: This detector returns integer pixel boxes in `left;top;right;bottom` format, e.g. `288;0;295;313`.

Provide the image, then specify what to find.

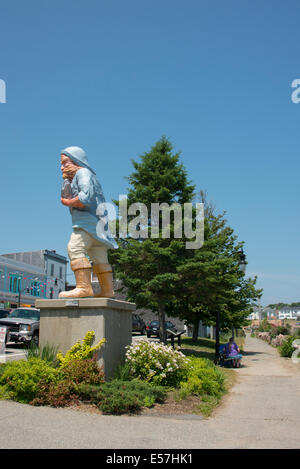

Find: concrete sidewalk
0;334;299;449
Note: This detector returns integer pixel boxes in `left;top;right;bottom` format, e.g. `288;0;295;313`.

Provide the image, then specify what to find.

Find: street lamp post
231;249;247;338
215;309;221;361
215;249;247;361
15;275;40;307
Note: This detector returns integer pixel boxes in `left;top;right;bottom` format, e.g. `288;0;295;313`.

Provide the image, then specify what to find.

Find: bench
218;345;242;368
166;329;185;349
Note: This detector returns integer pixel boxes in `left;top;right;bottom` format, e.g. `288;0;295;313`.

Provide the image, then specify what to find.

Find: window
9;275;22;293
50;264;54;276
59;266;63;279
30;281;40;297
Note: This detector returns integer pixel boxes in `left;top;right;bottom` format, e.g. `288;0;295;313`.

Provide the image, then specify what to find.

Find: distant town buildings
248;305;300;321
0;250;68;308
277;307;300;320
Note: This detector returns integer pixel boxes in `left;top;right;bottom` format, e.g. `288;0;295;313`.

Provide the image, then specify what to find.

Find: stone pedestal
35;298;136;378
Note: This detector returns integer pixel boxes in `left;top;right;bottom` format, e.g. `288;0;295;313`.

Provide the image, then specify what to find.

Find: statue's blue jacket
70;168;118;250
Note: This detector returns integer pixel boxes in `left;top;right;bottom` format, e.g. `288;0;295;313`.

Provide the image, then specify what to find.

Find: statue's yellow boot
93;264;114;298
59;258;93;298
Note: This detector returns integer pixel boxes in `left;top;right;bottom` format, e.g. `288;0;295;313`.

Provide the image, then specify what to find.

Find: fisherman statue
58;146;117;299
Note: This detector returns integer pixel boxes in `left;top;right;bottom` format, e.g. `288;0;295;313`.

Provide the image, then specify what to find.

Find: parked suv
0;307;40;346
146;320;178;338
0;310;10;319
132;314;146;335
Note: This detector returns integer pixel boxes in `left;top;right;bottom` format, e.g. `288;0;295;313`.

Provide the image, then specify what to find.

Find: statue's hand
61;197;85;209
61;197;72;207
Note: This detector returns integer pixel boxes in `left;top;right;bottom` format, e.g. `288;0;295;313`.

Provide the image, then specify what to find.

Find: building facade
278;307;300;320
0;250;68;308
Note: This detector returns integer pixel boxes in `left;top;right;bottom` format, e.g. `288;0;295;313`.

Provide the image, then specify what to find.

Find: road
0;334;299;448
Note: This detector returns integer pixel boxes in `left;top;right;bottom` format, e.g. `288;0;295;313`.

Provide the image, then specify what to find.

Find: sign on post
0;327;7;354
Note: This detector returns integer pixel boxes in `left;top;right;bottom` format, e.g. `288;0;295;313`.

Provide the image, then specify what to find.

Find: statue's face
61;154;80;181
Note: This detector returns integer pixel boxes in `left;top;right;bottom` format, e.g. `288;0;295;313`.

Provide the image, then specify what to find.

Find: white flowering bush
125;339;190;386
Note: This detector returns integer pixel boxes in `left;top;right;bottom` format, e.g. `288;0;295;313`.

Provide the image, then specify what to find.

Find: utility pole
215;310;220;360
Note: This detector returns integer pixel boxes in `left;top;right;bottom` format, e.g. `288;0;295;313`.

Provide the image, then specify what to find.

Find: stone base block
35;298;136;379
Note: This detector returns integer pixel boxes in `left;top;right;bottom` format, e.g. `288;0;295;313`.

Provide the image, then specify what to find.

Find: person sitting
224;337;242;367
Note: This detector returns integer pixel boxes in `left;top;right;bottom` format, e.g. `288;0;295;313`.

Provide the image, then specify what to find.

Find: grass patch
180;334;244;360
197;395;220;417
175;336;239;417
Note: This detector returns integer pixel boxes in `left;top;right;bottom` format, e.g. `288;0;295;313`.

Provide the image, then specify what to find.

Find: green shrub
77;379;167;415
99;391;141;415
60;357;104;385
75;383;101;401
258;319;272;332
56;331;105;369
197;368;222;396
178;375;202;399
0;358;59;403
31;379;80;407
0;364;6;379
269;325;291;340
29;358;104;407
178;357;225;400
113;361;132;381
279;335;297;357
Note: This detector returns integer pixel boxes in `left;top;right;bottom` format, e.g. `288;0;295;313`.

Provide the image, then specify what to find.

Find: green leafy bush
178;375;202;399
30;358;104;407
269;325;291;339
60;357;104;385
0;358;59;403
0;364;6;379
57;331;105;369
99;390;141;415
279;335;297;357
30;378;80;407
178;357;225;400
258;319;272;332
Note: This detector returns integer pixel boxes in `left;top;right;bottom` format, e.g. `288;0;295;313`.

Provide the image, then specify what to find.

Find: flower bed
0;331;229;416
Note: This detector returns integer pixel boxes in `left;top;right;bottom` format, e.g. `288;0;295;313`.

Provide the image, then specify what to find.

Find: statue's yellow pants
67;228;108;264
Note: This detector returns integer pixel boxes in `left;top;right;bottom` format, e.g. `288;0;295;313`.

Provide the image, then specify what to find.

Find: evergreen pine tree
110;136;195;343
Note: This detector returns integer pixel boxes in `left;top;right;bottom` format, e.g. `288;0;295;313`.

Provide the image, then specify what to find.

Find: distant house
248;306;264;321
277;307;300;320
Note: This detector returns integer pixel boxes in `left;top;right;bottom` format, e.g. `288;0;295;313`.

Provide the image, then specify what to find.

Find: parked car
146;320;178;338
132;313;146;335
0;307;40;346
0;310;10;319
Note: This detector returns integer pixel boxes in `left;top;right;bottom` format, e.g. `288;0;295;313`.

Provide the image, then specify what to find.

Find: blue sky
0;0;299;305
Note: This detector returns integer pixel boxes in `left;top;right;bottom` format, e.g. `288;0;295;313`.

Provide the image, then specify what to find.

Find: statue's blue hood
61;146;96;174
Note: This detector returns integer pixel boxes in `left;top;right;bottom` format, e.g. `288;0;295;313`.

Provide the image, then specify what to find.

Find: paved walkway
0;334;299;449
